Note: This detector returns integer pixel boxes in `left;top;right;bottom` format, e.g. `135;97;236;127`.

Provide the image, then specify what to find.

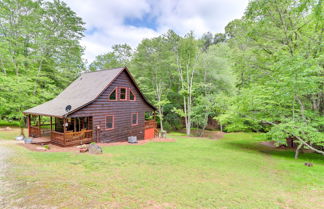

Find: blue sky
64;0;249;63
124;13;158;30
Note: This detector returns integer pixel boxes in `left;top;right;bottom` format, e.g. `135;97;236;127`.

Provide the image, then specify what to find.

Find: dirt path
0;141;15;208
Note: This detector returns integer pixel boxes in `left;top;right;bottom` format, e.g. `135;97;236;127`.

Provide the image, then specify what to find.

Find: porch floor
31;137;51;145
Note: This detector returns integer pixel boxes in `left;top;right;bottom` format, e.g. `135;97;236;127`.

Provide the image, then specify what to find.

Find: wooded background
0;0;323;154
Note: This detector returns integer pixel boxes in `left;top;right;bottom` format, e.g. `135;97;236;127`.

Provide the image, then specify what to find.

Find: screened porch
27;115;93;146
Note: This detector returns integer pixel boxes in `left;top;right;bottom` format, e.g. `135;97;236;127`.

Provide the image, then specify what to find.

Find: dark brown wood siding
69;71;154;142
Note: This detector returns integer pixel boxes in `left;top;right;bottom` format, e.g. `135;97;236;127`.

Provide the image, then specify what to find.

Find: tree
192;43;234;135
0;0;85;121
131;31;179;131
220;0;324;158
174;32;199;136
89;44;132;71
201;32;214;51
213;33;226;44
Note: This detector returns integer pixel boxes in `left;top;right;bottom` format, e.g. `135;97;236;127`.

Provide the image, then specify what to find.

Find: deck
51;130;93;146
29;128;93;147
31;137;51;145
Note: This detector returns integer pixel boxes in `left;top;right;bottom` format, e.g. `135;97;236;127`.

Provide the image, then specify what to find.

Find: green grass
3;132;324;208
0;127;27;140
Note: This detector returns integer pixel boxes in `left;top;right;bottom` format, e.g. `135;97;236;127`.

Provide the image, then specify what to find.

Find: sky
63;0;250;63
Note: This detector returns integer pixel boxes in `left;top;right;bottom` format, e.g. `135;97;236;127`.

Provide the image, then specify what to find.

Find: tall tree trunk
176;51;196;136
295;143;303;159
200;113;208;137
158;106;164;132
155;81;164;132
34;58;44;94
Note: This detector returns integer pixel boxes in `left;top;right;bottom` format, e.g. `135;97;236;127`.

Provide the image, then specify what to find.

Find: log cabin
23;67;158;146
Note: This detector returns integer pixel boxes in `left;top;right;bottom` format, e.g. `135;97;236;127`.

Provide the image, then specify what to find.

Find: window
109;88;117;100
106;115;114;129
131;113;138;126
119;87;127;100
130;89;136;101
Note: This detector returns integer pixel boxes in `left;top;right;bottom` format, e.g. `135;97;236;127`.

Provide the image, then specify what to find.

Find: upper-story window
130;89;136;101
109;88;117;101
119;87;127;100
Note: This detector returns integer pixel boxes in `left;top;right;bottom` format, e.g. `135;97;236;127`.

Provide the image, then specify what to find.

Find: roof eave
23;111;64;118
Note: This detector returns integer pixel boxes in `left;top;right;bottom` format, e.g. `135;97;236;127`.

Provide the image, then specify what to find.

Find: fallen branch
294;135;324;156
261;120;324;157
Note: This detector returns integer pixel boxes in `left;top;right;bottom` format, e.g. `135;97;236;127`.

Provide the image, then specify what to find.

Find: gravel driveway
0;141;14;208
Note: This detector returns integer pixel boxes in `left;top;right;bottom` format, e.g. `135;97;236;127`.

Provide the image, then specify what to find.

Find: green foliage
0;0;85;121
218;0;324;156
89;43;132;71
268;120;324;146
0;120;20;127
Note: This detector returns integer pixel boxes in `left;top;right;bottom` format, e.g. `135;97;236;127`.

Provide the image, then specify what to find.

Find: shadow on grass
224;140;324;164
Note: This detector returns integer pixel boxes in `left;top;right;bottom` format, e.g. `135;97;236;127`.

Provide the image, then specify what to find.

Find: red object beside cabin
144;128;155;140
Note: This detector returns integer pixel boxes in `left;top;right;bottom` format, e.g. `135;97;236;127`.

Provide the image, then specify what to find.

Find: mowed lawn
2;132;324;209
0;127;27;140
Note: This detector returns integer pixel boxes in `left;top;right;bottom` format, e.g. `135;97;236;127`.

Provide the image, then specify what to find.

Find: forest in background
0;0;323;157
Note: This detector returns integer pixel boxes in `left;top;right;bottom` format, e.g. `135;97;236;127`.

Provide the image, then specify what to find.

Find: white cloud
155;0;249;35
63;0;249;63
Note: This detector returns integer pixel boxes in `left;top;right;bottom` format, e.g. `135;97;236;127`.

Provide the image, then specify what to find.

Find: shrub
0;119;20;127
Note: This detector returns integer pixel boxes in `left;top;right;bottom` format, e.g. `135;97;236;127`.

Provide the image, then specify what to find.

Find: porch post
73;118;76;132
50;117;52;140
27;115;31;137
81;118;84;130
38;115;41;137
63;118;66;145
63;118;67;133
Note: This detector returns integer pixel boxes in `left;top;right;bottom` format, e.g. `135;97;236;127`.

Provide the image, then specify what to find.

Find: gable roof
23;67;156;118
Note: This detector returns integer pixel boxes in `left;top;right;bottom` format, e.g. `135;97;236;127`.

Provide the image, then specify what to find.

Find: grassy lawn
0;128;27;140
2;132;324;208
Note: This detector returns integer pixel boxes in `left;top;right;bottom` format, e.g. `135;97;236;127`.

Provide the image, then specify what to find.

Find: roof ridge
82;67;125;75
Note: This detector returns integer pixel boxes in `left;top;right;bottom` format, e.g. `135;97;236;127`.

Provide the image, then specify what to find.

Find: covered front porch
27;115;93;146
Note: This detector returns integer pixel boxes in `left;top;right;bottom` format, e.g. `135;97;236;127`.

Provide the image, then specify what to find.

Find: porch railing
144;120;157;129
29;124;51;137
30;126;41;137
51;130;93;146
51;131;64;145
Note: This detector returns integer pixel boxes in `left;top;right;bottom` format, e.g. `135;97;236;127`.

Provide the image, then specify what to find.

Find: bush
163;121;172;132
0;119;20;127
